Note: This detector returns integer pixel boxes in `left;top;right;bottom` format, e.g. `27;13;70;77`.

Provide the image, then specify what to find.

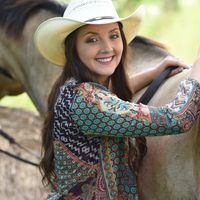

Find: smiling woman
33;0;200;199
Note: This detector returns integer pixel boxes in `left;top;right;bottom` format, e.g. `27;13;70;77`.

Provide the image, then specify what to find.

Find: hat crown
63;0;119;22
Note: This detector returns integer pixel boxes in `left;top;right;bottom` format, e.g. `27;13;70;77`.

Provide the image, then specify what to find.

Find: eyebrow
83;28;120;36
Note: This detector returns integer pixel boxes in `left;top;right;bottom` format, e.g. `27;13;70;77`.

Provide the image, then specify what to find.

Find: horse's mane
132;35;166;50
0;0;66;38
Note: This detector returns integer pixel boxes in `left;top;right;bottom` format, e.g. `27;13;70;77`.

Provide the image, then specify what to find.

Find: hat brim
34;5;145;66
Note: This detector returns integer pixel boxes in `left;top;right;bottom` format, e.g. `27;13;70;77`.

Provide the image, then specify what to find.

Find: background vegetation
1;0;200;113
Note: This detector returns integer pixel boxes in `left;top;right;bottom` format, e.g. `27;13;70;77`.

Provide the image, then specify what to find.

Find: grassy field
1;0;200;112
0;93;38;113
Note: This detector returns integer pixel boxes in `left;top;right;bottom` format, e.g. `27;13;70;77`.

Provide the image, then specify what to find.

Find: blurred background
1;0;200;113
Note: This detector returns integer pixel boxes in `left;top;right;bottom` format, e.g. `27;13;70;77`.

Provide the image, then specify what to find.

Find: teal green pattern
48;78;200;199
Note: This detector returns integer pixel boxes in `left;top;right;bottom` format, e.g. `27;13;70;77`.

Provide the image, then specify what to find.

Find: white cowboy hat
34;0;145;66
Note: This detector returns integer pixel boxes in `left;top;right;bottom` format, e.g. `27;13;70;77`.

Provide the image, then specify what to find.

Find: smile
96;56;113;64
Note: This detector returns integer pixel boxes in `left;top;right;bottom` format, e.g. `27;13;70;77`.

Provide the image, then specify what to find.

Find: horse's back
135;69;200;200
134;69;190;106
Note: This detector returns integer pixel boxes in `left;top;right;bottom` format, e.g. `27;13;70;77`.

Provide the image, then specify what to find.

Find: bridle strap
137;66;175;104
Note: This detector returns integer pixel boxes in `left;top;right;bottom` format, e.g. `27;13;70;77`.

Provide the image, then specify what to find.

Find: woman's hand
154;56;190;77
129;56;189;94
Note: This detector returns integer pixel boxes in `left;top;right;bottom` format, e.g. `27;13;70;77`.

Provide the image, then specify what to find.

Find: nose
100;39;113;53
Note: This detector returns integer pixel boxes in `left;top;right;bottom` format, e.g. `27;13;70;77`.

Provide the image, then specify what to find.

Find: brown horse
0;0;199;199
0;0;64;113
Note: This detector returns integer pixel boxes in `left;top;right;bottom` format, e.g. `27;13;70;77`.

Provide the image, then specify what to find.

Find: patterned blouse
47;78;200;200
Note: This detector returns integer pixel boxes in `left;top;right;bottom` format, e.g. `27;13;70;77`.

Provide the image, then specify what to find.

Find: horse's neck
136;69;200;199
134;69;190;105
134;68;200;156
24;10;62;113
128;38;169;75
0;9;62;114
138;68;200;174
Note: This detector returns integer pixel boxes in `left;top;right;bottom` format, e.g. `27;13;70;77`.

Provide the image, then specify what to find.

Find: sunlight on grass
0;93;38;113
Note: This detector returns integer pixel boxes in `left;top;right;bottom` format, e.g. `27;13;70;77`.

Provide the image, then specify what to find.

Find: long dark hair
39;23;147;186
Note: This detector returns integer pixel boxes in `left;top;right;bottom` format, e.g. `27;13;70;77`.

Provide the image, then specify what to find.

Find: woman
34;0;200;199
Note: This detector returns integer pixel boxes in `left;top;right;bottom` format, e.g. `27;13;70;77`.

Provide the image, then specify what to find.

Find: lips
96;56;113;64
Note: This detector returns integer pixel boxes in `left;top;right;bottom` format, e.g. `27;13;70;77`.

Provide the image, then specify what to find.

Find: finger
176;61;189;69
171;67;183;75
168;68;182;77
171;57;189;69
164;56;188;69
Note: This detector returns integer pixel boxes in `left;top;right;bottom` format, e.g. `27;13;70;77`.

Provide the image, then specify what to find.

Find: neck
101;77;113;92
98;76;110;88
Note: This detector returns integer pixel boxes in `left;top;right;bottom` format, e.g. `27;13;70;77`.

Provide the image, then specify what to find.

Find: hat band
85;16;115;22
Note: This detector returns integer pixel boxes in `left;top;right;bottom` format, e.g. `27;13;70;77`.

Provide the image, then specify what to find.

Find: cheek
79;51;94;66
78;45;96;63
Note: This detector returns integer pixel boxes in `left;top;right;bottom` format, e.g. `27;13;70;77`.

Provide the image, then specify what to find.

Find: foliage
139;0;200;64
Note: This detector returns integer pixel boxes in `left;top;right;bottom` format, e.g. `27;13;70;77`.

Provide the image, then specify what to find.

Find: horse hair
0;0;67;38
131;35;167;51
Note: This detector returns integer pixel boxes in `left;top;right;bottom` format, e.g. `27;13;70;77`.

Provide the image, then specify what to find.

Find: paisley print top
47;78;200;200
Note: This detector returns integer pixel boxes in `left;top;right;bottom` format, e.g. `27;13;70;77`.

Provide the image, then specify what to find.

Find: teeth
96;57;112;63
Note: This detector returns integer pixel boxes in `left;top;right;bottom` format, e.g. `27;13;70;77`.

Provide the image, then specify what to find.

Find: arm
129;56;189;93
128;67;157;93
71;79;200;138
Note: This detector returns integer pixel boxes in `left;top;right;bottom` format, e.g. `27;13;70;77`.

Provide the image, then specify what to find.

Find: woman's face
76;23;123;85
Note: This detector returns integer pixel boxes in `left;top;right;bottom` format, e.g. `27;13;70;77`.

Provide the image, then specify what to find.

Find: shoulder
75;82;109;92
57;80;112;103
61;79;109;92
75;82;111;97
55;79;78;106
74;82;114;104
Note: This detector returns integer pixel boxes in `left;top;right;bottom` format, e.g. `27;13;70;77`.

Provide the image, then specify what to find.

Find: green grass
0;93;38;113
1;1;200;112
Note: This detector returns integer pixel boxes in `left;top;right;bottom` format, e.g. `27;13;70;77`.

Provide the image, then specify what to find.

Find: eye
86;37;98;43
110;33;120;40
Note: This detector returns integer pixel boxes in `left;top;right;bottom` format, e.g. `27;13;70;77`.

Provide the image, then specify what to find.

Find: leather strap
137;66;175;104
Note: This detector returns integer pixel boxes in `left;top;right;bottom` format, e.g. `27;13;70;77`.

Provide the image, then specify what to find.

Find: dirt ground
0;106;49;200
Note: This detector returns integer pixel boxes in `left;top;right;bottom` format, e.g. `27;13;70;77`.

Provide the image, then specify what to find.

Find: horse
0;0;64;114
0;0;199;199
130;39;200;200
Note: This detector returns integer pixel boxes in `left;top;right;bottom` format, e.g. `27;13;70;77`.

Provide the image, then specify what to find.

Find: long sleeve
71;78;200;137
51;78;200;199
